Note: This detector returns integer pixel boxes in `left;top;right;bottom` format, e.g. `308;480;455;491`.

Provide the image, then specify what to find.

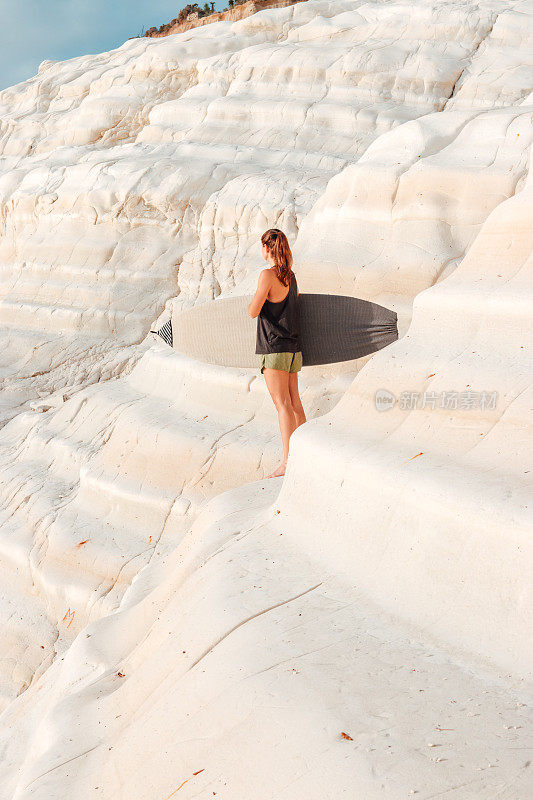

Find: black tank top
255;270;300;354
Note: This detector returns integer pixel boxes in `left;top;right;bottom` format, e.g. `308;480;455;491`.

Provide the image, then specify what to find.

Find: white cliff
0;0;531;797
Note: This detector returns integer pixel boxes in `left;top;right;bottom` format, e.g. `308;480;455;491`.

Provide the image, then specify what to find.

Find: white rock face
0;0;531;797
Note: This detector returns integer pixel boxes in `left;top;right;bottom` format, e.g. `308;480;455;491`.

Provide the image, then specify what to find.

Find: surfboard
154;294;398;368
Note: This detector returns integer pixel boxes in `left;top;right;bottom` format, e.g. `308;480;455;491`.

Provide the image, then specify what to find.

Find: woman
248;228;307;478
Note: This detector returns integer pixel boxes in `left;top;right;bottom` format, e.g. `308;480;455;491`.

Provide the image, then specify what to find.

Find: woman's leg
262;367;297;476
288;371;306;428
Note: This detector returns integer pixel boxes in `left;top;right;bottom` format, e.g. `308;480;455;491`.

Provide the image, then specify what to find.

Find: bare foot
266;461;287;478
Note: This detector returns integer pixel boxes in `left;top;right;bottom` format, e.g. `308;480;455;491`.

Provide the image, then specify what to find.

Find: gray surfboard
164;294;398;368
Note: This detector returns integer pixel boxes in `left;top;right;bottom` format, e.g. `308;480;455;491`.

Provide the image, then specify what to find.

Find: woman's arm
248;269;272;318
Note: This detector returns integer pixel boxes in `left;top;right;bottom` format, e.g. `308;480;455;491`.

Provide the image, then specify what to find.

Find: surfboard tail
150;319;173;347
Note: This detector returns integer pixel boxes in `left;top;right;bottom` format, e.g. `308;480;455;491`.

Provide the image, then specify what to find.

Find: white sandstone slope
1;0;530;422
0;481;531;800
280;158;533;677
0;0;532;797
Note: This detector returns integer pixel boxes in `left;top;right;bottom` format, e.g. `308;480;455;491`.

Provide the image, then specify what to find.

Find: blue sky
1;0;225;92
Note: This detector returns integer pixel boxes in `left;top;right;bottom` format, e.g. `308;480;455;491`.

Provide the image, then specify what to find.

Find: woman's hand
248;269;272;318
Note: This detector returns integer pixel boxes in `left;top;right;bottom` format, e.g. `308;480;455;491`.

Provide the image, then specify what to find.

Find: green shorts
260;350;302;374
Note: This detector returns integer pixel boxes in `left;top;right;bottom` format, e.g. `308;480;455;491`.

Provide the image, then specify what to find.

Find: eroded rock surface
0;1;531;797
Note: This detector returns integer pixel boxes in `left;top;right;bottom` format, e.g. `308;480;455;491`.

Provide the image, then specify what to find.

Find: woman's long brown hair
261;228;293;286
